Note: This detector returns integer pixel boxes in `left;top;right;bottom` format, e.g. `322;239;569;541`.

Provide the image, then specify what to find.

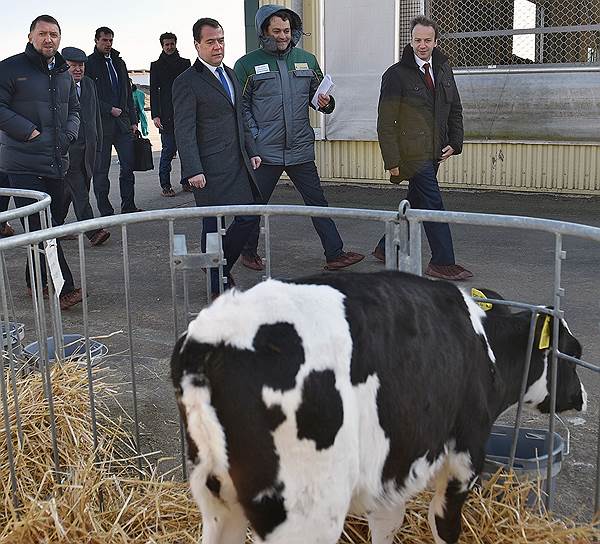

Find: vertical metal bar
29;212;60;477
545;233;564;510
384;221;398;270
397;217;410;272
264;215;271;279
508;310;538;471
0;252;23;446
168;221;179;339
0;253;19;509
595;395;600;515
78;235;99;453
169;221;187;480
218;215;226;294
121;224;142;473
408;217;423;276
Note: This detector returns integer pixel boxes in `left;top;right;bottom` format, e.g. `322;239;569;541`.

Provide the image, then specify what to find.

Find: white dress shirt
198;57;235;103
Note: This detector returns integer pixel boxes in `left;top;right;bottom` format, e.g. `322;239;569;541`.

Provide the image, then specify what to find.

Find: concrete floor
3;152;600;521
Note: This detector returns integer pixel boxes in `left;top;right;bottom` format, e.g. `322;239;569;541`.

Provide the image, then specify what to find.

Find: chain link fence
425;0;600;67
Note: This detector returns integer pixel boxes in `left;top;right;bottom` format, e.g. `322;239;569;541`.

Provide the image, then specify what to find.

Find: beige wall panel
315;140;600;195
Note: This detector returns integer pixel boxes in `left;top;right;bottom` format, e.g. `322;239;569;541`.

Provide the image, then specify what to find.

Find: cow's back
294;271;499;510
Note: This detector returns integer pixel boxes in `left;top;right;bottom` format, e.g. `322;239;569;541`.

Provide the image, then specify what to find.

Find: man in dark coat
374;15;472;281
86;26;140;216
55;47;110;247
0;14;82;309
150;32;191;196
173;17;261;296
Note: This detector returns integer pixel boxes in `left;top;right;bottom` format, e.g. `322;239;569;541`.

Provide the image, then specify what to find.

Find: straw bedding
1;361;598;543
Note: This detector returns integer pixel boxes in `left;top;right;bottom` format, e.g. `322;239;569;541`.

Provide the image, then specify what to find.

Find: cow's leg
428;476;471;544
368;504;406;544
200;500;247;544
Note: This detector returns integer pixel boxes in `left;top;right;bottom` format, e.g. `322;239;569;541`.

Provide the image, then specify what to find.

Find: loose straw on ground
1;360;598;543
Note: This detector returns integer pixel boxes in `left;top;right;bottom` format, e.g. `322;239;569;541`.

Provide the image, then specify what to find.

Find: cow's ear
471;288;493;311
537;315;552;350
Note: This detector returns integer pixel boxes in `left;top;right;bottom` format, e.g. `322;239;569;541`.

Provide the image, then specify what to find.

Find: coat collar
25;42;68;74
400;43;448;71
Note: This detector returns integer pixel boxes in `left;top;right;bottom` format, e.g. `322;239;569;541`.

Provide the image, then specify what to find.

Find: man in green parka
235;4;364;272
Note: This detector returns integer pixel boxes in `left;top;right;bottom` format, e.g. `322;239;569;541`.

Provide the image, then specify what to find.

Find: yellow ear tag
539;315;551;350
471;288;492;311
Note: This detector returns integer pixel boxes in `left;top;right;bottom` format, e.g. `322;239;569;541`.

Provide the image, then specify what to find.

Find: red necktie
423;62;435;93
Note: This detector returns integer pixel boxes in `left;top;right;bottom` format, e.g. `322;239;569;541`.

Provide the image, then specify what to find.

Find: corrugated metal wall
315;140;600;194
256;0;600;195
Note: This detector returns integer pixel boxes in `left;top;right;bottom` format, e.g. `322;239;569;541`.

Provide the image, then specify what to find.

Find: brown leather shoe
182;184;193;193
371;246;385;262
241;253;265;271
89;229;110;247
324;251;365;271
59;288;83;310
161;187;176;197
0;222;15;237
425;263;473;281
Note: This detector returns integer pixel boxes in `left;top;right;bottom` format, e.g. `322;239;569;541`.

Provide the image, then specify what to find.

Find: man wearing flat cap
56;46;110;246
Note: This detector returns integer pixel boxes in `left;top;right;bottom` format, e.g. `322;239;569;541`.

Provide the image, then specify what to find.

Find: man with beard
150;32;191;196
234;5;364;272
0;14;83;309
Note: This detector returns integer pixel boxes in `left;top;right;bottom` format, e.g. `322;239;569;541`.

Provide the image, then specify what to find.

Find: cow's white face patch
460;289;496;363
524;351;549;407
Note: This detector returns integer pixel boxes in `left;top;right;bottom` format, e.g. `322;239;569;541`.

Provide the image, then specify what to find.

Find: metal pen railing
1;193;599;519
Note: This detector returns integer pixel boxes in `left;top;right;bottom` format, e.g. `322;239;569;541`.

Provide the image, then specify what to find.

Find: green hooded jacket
234;4;334;166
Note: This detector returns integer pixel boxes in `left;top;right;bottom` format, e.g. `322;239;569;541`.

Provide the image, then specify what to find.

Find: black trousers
8;173;75;294
242;162;344;260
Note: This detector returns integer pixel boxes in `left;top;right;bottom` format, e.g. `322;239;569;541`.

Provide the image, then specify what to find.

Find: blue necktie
216;66;232;101
105;57;120;102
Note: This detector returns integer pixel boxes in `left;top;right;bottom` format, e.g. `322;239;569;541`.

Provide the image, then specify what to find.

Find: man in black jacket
55;47;110;247
374;16;472;281
150;32;191;197
86;26;140;216
0;14;83;310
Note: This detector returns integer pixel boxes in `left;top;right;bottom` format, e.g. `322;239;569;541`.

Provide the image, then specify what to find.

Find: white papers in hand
311;74;334;109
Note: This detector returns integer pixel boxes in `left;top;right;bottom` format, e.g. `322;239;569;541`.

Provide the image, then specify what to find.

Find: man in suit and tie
56;47;110;246
86;27;141;216
173;18;261;297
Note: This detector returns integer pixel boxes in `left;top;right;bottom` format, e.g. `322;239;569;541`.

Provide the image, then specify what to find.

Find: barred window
426;0;600;66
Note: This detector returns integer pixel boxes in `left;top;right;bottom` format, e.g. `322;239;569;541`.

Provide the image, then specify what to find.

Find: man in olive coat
173;18;261;296
375;15;472;281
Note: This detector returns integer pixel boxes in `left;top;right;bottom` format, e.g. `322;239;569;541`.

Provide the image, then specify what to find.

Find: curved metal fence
1;189;599;522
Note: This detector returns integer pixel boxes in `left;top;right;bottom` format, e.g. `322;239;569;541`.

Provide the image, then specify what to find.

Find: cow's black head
533;317;587;414
512;313;587;415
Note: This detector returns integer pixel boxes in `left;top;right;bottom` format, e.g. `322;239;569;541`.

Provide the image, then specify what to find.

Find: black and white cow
170;271;586;544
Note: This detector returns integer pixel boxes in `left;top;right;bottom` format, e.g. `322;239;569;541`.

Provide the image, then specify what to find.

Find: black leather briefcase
132;131;154;172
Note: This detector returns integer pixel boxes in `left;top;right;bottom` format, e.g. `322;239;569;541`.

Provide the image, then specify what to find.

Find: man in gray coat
0;14;83;310
173;17;261;296
235;4;364;272
55;47;110;246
